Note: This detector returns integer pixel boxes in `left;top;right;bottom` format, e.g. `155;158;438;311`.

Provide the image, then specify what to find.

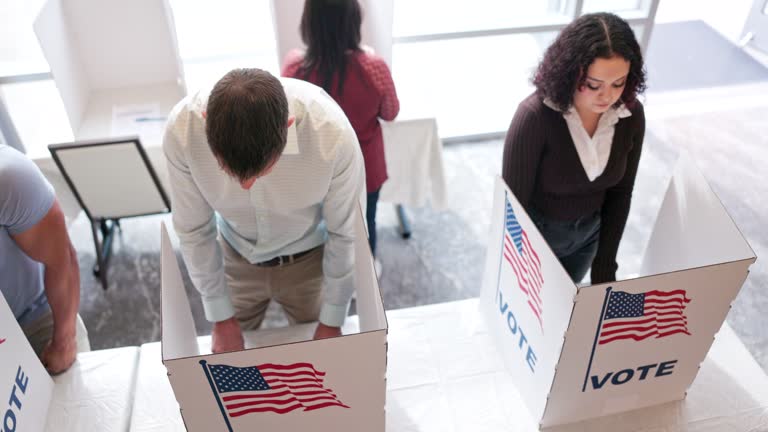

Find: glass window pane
393;0;569;38
582;0;650;19
0;0;50;77
392;32;557;138
0;81;73;159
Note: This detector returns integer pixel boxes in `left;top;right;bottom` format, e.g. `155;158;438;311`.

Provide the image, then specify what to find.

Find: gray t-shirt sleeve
0;146;56;235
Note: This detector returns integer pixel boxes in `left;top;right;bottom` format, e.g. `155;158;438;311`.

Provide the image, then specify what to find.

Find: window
392;32;556;138
0;81;72;158
393;1;570;39
0;0;49;77
391;0;657;138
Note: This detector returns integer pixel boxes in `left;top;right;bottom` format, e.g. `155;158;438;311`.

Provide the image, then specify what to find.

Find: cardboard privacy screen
160;205;388;431
479;154;756;428
33;0;185;144
0;294;54;432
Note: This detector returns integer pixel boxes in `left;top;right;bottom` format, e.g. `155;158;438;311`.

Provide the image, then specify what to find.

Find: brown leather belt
255;246;320;267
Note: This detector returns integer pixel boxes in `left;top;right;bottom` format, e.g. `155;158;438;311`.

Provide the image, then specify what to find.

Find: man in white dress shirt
163;68;365;352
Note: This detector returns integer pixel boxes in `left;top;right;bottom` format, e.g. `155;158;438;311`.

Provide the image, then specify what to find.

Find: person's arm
163;120;243;353
368;56;399;121
501;99;546;209
315;126;366;339
12;200;79;374
591;103;646;283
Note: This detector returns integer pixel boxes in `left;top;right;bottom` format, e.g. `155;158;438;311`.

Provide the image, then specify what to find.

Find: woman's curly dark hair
533;12;647;111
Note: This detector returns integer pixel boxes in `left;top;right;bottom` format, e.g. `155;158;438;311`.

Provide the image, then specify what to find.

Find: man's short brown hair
205;68;289;181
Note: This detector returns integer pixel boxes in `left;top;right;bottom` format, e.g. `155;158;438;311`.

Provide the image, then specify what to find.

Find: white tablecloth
45;346;139;432
127;299;768;431
380;117;447;209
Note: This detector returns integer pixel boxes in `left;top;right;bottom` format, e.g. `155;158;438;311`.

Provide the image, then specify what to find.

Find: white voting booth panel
0;296;53;432
33;0;185;146
1;295;139;432
159;206;388;432
478;176;578;424
479;154;756;429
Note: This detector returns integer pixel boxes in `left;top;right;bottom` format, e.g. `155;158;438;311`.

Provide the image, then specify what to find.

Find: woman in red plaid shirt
282;0;400;261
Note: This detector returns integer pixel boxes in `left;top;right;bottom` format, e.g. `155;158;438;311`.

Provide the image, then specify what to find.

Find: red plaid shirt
282;50;400;193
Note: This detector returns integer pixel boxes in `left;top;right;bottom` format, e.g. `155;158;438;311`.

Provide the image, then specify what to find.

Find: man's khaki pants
220;238;324;330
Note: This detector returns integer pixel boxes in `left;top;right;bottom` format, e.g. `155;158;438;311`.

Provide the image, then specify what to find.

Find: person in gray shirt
0;145;86;374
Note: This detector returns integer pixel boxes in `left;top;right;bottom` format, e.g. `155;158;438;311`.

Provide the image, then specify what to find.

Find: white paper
111;104;166;146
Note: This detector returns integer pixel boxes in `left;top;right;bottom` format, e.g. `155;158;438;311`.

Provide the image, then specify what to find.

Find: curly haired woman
502;12;647;284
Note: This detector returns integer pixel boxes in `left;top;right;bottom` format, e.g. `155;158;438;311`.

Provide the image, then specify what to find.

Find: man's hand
42;333;77;375
313;323;342;340
212;317;245;353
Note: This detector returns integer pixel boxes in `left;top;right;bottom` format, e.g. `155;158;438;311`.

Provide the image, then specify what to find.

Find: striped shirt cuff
202;296;236;323
319;302;350;328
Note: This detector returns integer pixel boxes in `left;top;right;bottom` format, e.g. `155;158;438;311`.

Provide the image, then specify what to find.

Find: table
44;346;139;432
126;299;768;431
380;117;447;211
380;117;447;238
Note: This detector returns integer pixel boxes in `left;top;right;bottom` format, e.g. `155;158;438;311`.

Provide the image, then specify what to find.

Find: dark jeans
529;209;601;283
367;188;381;256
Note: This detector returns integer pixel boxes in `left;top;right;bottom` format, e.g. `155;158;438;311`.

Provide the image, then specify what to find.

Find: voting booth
0;296;54;432
159;205;389;431
479;154;756;429
33;0;185;144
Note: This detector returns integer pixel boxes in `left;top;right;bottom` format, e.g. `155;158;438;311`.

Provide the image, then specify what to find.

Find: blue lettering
7;387;20;412
637;363;656;380
506;311;518;334
13;369;26;394
656;360;677;377
497;291;537;374
590;372;612;389
590;360;678;390
3;409;16;432
4;366;27;432
498;291;508;315
611;369;634;385
526;347;537;373
517;328;528;349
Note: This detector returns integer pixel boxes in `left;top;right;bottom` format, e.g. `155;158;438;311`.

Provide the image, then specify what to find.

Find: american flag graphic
206;362;349;418
599;290;692;345
503;197;544;328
